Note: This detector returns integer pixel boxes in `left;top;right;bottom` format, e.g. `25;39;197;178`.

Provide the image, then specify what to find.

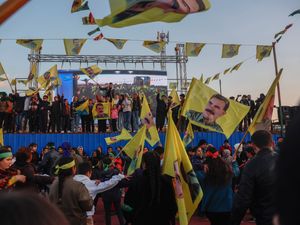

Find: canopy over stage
4;132;279;155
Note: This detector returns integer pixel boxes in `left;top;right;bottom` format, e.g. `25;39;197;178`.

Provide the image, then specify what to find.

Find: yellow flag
248;69;282;135
96;0;210;28
92;102;111;119
16;39;43;51
0;128;3;146
27;63;37;82
185;43;205;57
105;38;128;49
123;125;147;175
162;113;203;224
169;82;177;89
105;128;132;145
212;73;220;81
143;41;166;53
25;87;40;96
75;100;89;115
230;62;243;72
80;65;102;79
52;77;62;87
0;62;6;75
199;74;204;83
37;65;58;89
222;44;240;58
183;122;194;146
256;45;273;62
223;68;231;75
140;95;160;146
11;79;16;86
204;77;211;84
181;78;249;138
64;39;87;55
169;88;180;108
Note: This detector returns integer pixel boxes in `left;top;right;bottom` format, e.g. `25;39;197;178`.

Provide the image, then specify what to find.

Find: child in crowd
110;104;119;132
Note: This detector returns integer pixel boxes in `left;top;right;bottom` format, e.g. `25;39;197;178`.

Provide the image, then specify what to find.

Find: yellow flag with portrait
105;128;132;145
169;88;180;108
123;125;146;175
256;45;272;62
96;0;211;28
181;78;249;138
64;39;87;55
92;102;111;120
222;44;240;58
185;43;205;57
37;65;58;89
162;112;203;225
143;41;166;53
105;38;128;49
140;95;160;146
16;39;43;51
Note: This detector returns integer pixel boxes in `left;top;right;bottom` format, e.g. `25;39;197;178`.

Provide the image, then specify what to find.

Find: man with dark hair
74;162;124;225
231;130;277;225
156;89;167;131
186;94;230;132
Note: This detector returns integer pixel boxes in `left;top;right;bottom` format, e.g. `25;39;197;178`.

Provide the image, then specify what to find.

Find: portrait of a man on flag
186;94;230;132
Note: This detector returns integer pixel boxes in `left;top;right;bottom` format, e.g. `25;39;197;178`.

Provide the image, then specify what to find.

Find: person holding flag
123;151;177;225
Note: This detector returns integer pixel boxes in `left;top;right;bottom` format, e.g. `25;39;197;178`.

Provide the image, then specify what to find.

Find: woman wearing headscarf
0;148;26;191
49;157;93;225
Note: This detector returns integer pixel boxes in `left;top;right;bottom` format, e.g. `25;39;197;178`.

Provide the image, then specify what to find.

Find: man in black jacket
156;89;167;131
231;130;277;225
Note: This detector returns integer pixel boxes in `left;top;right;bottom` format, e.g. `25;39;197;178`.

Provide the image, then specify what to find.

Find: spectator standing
231;130;278;225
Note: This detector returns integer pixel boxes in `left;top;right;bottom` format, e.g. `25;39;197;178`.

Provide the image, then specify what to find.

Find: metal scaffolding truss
28;54;188;65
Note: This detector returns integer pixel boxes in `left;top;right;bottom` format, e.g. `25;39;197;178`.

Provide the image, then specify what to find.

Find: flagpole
219;79;222;95
233;130;249;160
272;42;284;136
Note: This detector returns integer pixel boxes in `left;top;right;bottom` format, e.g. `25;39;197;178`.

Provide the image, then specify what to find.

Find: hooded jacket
73;173;124;216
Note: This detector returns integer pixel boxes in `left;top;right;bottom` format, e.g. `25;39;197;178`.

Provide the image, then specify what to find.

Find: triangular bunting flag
64;39;87;55
256;45;272;62
212;73;220;80
143;41;166;53
93;33;104;41
16;39;43;51
88;27;101;36
71;0;89;13
230;62;243;72
185;43;205;57
105;38;128;49
222;44;240;58
82;12;96;25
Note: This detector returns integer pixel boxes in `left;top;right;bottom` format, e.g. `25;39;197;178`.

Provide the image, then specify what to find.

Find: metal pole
219;79;222;95
272;42;284;136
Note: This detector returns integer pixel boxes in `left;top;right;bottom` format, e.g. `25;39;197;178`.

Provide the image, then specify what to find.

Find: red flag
93;33;104;41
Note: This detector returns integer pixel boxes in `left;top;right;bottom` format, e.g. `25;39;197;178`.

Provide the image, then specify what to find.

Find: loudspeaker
278;106;291;124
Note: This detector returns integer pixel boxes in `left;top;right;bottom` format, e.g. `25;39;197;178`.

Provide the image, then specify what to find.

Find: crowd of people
0;125;290;225
0;83;266;134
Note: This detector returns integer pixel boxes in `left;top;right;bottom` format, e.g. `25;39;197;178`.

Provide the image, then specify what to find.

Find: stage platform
3;131;279;155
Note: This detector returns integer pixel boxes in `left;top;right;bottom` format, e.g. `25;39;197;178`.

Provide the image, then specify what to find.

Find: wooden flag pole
0;0;29;25
272;42;284;136
233;130;249;161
